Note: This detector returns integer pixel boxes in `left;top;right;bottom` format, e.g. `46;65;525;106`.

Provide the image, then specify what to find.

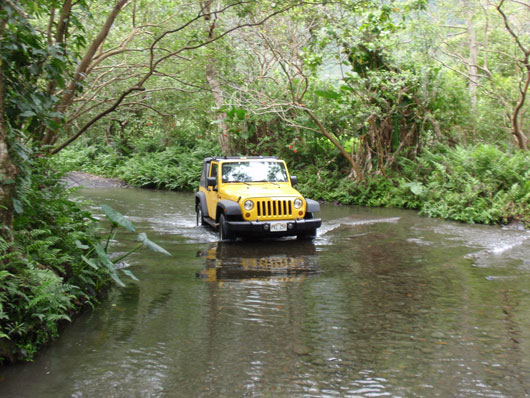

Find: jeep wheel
218;213;235;241
196;204;205;226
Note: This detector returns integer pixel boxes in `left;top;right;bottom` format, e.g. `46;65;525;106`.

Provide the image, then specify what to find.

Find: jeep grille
256;199;293;219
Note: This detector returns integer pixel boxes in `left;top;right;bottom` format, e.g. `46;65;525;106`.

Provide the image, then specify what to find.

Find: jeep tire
297;229;317;240
196;204;205;226
218;213;235;241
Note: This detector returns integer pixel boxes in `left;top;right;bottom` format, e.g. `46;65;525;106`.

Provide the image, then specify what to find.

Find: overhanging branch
51;86;145;154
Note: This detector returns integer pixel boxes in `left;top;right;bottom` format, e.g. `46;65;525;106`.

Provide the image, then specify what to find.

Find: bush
406;145;530;224
54;136;220;191
293;144;529;226
0;160;111;363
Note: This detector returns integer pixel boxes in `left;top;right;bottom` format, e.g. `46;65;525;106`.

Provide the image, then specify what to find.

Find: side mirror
290;176;298;186
207;177;217;187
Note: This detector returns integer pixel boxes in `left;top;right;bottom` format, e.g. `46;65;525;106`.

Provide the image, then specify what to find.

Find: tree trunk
510;61;529;150
202;1;231;154
304;109;363;181
206;63;231;154
0;43;17;239
496;0;529;151
41;0;131;146
466;0;478;141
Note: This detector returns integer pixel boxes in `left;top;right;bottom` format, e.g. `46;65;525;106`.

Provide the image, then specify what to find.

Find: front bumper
226;218;322;237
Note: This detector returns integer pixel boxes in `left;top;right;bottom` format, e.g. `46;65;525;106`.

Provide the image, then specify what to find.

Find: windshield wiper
253;180;280;186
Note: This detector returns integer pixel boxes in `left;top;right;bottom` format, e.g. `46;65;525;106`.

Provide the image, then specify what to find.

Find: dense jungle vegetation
1;0;529;362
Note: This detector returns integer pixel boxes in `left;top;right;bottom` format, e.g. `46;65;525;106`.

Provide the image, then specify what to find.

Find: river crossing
0;186;529;397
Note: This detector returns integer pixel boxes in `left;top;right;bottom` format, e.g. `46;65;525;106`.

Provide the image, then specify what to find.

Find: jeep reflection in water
195;156;322;240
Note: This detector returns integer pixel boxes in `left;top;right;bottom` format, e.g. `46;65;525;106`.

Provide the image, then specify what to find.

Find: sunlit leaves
96;205;171;286
101;204;136;232
0;0;71;140
403;181;425;196
314;89;341;100
136;232;170;255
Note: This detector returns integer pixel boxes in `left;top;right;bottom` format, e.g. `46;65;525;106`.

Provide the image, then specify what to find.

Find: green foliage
54;116;528;226
101;204;136;233
115;146;205;190
403;145;530;224
0;158;172;363
0;160;110;363
0;0;76;138
93;205;171;287
407;0;530;147
54;132;220;191
294;144;530;226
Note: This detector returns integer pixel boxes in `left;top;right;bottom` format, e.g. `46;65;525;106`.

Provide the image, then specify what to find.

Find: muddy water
0;187;529;397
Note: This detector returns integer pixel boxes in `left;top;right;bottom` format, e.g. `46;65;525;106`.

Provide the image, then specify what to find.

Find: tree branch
52;86;145;154
496;0;529;56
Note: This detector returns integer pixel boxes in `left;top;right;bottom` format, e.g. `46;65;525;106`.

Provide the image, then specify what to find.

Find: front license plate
270;222;287;232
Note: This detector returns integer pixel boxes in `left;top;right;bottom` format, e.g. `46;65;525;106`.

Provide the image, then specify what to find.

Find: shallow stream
0;187;529;397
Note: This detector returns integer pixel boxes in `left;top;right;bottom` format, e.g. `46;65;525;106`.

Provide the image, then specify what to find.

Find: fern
0;157;116;363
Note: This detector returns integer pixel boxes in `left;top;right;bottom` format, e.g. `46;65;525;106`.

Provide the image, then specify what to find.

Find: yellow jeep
195;156;321;240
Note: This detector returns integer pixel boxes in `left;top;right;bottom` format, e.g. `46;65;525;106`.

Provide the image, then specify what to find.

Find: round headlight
244;200;254;211
293;198;303;209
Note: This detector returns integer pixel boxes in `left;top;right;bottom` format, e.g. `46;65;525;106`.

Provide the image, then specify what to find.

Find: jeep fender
216;200;242;220
305;199;320;213
195;192;209;217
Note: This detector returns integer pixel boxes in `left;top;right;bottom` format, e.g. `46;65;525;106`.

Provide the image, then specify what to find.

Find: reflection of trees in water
32;216;529;397
97;284;180;344
98;284;141;342
327;229;454;368
194;240;322;393
310;224;530;396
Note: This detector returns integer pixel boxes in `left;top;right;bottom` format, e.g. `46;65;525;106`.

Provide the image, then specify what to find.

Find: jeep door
206;161;220;220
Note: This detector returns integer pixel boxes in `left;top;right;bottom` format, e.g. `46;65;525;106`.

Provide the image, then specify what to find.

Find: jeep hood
221;183;302;199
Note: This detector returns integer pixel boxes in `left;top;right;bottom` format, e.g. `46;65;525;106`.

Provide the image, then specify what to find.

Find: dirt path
64;171;129;188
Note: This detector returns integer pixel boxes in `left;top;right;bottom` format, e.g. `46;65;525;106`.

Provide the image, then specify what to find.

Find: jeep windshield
221;161;289;183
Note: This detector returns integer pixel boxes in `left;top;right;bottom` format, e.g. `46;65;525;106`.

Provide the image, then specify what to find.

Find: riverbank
0;165;114;364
